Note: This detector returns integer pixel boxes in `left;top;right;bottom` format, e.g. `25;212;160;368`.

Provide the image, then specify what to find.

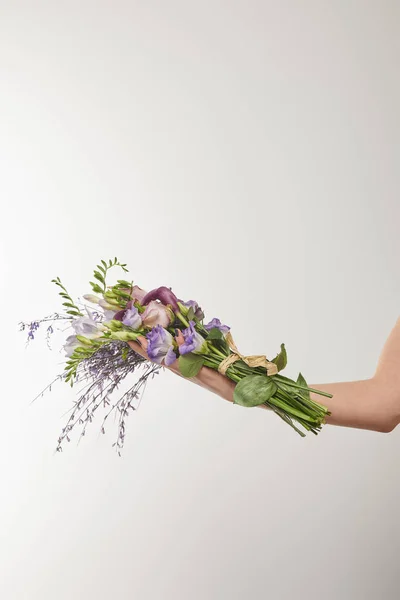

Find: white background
1;1;399;598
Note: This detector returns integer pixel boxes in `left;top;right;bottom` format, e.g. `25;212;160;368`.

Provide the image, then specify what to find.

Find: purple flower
146;325;176;366
122;306;142;329
181;300;205;320
178;321;207;355
142;286;180;311
204;318;230;334
27;321;40;340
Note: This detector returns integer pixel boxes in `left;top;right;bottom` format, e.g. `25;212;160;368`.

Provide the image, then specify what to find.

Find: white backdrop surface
1;2;399;599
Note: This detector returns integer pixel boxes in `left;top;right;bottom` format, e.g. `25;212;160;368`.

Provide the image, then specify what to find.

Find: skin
128;316;400;434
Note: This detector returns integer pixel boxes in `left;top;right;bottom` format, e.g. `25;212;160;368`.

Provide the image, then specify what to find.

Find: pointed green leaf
94;271;104;283
90;282;103;294
272;343;287;372
297;373;310;399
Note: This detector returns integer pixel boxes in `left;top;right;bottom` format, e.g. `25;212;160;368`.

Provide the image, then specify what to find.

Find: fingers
127;340;235;403
127;340;148;360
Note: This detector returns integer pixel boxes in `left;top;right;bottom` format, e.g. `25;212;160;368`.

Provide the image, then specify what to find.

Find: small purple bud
113;310;126;321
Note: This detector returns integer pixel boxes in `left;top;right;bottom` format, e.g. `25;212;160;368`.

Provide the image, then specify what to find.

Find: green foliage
233;374;277;407
187;306;195;321
297;373;310;398
206;327;223;340
51;277;83;317
206;327;230;355
178;353;204;378
64;338;106;384
271;343;287;372
89;258;129;295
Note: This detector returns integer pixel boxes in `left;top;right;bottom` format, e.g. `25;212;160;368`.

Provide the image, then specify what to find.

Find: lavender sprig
54;341;160;454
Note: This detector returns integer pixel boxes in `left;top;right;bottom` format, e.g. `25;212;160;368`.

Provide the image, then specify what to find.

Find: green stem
275;376;333;399
208;344;227;359
176;312;190;328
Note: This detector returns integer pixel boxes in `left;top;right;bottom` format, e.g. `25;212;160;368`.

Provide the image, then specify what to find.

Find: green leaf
178;353;204;378
206;327;223;340
272;343;287;372
297;373;310;399
213;338;230;355
90;282;103;294
94;271;105;284
233;375;277;407
187;306;195;321
66;310;81;316
101;260;107;269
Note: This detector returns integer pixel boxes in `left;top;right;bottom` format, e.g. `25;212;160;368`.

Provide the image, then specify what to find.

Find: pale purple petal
179;321;206;355
204;318;230;333
165;346;177;366
146;325;174;365
122;306;142;329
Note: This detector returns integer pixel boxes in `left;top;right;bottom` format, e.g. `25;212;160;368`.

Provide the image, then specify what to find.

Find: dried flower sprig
55;341;161;454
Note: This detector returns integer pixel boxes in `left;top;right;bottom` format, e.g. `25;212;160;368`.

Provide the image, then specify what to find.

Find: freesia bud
111;331;140;341
83;294;100;304
99;298;120;311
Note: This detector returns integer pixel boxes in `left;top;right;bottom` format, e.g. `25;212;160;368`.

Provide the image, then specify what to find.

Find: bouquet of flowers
21;258;332;453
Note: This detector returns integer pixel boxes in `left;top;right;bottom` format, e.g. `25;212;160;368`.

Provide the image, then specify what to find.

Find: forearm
310;317;400;433
309;378;399;432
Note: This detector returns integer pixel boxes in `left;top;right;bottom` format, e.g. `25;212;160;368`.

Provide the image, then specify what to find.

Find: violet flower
181;300;205;320
113;300;135;322
122;306;142;329
178;321;207;355
204;318;230;334
146;325;177;366
142;286;180;311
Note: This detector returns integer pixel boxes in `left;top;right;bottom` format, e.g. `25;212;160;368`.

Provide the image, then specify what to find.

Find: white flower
63;315;105;356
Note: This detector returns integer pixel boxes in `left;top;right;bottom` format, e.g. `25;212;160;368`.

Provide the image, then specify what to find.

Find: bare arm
129;316;400;433
310;317;400;432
